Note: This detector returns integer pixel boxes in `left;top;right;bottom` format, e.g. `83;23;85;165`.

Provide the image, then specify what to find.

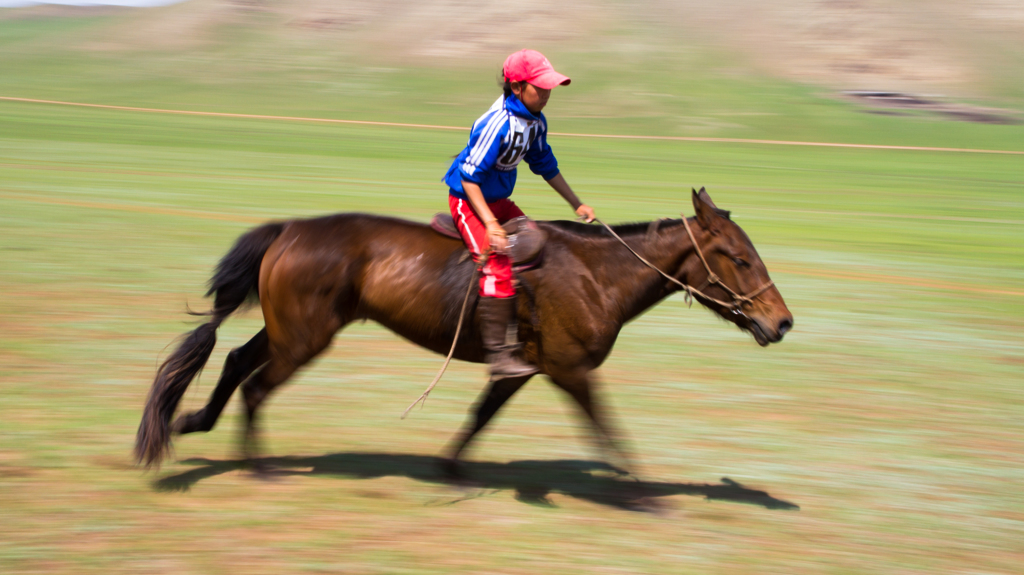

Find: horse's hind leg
172;329;269;435
238;320;341;468
237;356;302;469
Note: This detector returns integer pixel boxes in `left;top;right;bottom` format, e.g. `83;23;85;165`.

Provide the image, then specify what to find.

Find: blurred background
1;1;1022;573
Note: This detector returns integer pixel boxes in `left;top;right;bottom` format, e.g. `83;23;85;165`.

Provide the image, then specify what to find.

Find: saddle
430;213;547;271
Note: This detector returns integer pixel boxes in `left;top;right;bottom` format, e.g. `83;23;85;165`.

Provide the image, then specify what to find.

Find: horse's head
688;188;793;346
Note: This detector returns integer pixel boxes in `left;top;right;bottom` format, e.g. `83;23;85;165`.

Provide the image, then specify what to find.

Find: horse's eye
733;257;749;268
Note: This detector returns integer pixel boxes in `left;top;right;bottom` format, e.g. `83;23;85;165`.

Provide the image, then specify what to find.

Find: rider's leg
489;197;526;222
477;297;538;380
450;196;537;380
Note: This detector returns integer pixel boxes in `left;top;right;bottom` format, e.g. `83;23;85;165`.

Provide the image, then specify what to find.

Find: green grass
1;10;1023;575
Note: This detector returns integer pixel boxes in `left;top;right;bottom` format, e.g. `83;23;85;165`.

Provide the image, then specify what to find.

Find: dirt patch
756;0;971;91
650;0;1024;95
0;4;129;21
0;465;37;478
74;0;613;60
845;91;1021;124
355;0;614;61
79;0;256;51
90;455;138;471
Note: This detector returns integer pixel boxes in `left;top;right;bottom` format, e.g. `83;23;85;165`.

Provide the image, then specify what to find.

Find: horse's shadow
154;452;799;512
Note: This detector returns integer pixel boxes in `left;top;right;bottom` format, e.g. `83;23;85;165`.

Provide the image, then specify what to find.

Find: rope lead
401;266;480;419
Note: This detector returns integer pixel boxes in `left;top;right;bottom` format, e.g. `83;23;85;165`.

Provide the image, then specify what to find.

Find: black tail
135;222;285;467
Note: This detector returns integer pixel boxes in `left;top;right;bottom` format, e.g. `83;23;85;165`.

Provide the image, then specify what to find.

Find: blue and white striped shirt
445;93;560;203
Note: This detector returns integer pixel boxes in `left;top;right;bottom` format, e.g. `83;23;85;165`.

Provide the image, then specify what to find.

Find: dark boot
478;296;538;380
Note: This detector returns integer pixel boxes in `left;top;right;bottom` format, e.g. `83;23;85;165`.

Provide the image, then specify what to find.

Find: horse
135;188;793;477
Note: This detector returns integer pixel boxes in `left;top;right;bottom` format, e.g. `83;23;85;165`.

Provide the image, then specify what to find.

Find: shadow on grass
153;452;799;512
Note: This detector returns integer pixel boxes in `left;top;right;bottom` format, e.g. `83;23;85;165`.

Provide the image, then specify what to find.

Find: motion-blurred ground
1;2;1022;574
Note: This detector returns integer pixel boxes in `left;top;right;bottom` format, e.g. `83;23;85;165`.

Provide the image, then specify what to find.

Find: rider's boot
478;296;538;380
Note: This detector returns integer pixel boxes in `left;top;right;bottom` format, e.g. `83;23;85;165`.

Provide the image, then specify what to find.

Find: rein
594;215;774;311
402;264;480;419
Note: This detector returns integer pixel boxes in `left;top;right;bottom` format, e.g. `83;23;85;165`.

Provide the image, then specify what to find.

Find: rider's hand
576;204;596;223
486;220;508;254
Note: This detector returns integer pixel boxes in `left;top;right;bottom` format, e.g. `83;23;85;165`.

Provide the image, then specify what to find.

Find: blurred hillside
5;0;1023;96
2;0;1023;147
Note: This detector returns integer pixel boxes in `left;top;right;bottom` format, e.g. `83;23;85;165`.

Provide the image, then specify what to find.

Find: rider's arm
462;180;508;252
546;173;596;223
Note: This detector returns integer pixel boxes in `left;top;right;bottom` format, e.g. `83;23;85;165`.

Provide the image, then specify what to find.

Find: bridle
595;215;775;312
403;212;776;419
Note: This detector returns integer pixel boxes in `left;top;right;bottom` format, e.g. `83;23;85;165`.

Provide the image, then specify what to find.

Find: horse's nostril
778;319;793;336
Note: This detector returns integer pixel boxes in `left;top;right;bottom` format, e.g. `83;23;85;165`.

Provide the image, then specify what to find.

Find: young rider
444;49;596;380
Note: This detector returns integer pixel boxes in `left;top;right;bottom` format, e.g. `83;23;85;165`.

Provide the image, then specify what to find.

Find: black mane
542;218;685;237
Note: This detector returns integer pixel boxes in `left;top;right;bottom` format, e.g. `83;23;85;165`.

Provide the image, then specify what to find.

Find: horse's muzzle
749;317;793;346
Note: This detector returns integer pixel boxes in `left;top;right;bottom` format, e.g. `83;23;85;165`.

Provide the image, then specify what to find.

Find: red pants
449;195;525;298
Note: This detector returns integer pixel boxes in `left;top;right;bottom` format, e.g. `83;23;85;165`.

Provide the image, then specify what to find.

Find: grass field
2;5;1024;574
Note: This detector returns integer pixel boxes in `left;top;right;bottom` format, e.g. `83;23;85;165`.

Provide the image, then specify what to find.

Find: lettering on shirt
496;118;539;171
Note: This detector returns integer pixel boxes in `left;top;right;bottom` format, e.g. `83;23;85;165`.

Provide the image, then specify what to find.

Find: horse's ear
697;187;732;220
692;187;730;233
696;187;717;208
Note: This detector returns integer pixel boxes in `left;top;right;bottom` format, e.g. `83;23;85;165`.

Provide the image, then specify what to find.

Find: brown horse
136;189;793;476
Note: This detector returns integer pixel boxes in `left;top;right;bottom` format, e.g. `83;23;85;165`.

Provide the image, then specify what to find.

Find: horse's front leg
547;369;670;510
442;374;534;480
547;369;634;477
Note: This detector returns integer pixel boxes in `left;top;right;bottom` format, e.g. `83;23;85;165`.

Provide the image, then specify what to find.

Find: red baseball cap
503;49;571;89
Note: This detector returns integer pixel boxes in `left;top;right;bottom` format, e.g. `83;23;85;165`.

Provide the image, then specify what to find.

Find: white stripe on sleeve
467;111;506;167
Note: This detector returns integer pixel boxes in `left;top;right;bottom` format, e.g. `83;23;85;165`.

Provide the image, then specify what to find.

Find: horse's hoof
438;458;479;485
246;459;284;480
439;458;461;480
627;496;671;515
